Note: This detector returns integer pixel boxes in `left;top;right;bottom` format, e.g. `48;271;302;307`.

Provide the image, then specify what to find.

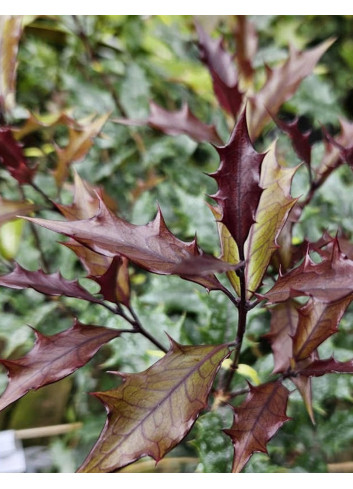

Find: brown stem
127;304;168;353
221;255;249;393
30;182;57;211
102;300;167;353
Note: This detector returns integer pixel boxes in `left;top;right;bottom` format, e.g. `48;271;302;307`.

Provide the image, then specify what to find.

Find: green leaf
0;218;23;260
193;410;233;473
78;339;230;472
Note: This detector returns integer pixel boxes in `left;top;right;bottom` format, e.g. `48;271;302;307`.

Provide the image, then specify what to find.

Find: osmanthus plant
1;15;353;473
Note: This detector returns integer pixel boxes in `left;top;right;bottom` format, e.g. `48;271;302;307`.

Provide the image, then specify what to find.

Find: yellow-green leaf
77;339;230;473
0;218;23;260
209;203;241;296
237;364;260;385
244;143;298;298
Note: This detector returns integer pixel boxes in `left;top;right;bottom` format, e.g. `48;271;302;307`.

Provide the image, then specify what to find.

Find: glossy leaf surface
263;240;353;303
0;263;102;304
275;116;312;166
210;111;265;252
224;380;290;473
91;255;130;306
244;144;297;298
209;203;241;296
293;296;353;361
26;199;238;291
0;320;122;411
299;356;353;376
78;340;230;472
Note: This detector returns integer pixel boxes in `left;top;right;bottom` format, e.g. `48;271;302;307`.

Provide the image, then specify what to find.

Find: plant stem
102;300;167;353
127;304;168;353
222;258;249;393
30;182;57;211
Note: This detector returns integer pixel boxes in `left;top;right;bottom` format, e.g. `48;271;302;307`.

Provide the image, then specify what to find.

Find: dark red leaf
25;198;239;292
196;23;243;118
0;263;103;304
90;255;130;306
263;239;353;303
210;110;265;251
0;319;122;411
275;116;312;166
0;127;35;183
148;102;223;145
298;356;353;377
114;101;223;145
293;296;352;361
224;380;290;473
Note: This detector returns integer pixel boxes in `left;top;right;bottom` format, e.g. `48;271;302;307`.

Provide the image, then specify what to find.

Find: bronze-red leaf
299;356;353;377
25;199;238;292
114;101;223;145
263;239;353;304
78;340;230;473
266;300;300;373
224;380;290;473
0;263;103;304
0;127;35;183
0;320;122;411
196;23;243;118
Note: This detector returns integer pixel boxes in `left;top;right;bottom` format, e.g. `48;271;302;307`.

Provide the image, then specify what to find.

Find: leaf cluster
0;15;353;473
